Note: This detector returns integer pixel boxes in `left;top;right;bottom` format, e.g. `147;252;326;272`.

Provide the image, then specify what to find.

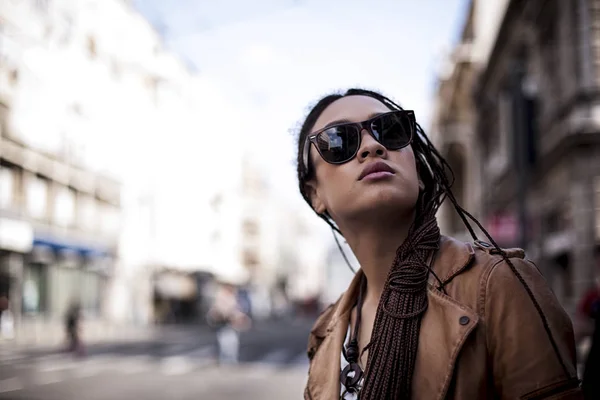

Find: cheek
395;150;419;180
315;165;353;205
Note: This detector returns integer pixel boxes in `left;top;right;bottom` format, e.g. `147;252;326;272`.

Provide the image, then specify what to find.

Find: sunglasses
302;110;416;172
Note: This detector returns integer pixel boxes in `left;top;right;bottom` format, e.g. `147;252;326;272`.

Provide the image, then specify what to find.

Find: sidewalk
1;319;161;353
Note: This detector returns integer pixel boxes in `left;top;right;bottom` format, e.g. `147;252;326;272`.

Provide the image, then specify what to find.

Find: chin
352;186;419;218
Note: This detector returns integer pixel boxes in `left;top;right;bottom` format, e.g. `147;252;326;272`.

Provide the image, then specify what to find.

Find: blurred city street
0;317;312;399
2;0;600;398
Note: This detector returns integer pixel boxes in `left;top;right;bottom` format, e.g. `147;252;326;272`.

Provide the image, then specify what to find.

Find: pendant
340;362;363;390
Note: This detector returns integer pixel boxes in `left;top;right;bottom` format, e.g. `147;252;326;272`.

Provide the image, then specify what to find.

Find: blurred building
207;152;334;319
210;159;262;283
472;0;600;310
0;0;213;342
210;158;300;319
282;207;328;313
430;1;483;242
0;0;121;341
431;0;511;241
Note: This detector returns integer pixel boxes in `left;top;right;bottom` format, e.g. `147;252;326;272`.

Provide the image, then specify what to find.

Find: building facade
430;1;482;242
473;0;600;310
431;0;512;242
0;0;122;341
0;0;207;342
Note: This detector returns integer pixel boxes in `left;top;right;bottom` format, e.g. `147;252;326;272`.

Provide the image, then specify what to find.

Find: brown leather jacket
305;236;582;399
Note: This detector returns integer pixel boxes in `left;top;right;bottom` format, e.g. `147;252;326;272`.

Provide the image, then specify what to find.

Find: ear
304;179;327;215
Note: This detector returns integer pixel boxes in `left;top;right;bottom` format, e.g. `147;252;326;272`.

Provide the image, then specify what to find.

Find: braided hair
296;88;571;398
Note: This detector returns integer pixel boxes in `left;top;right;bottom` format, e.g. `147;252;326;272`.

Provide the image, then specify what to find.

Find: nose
357;129;386;161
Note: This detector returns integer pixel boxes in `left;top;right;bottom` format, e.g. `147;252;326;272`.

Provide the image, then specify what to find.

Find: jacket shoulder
480;245;579;396
472;239;526;260
439;239;529;312
469;240;531;277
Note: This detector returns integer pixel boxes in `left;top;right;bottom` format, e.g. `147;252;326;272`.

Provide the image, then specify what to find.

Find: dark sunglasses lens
316;126;360;163
371;112;413;149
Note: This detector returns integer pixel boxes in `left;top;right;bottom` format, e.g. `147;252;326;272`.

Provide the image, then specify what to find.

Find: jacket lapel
412;236;479;399
307;271;364;400
412;288;479;400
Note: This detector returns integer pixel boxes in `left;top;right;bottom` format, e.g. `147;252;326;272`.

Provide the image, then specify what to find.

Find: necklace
340;250;438;398
340;275;368;395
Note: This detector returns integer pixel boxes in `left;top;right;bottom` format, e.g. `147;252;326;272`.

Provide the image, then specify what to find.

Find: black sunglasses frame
302;110;416;173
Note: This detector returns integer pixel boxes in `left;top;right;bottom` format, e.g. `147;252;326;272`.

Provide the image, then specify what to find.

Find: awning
33;235;110;258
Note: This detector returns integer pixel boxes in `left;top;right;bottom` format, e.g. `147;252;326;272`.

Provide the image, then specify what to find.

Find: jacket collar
316;236;475;334
434;235;475;285
306;236;479;400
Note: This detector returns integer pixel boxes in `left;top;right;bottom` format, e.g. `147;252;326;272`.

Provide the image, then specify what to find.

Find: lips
358;161;395;180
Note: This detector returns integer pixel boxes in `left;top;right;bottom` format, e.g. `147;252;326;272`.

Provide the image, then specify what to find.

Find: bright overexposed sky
133;0;469;206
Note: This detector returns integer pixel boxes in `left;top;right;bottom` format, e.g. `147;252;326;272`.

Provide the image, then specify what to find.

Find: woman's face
306;95;420;224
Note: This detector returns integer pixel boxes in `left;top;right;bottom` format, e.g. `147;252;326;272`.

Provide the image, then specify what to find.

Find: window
9;69;18;86
483;99;510;179
26;175;49;220
523;95;539;167
0;164;18;210
538;0;560;101
87;36;97;59
242;249;259;269
54;186;76;227
545;210;562;234
78;195;96;231
22;263;48;314
446;144;466;233
80;270;102;315
498;90;512;158
482;106;499;159
545;201;570;235
242;219;259;236
99;203;120;235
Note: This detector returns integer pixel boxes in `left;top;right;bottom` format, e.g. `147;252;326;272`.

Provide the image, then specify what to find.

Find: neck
341;211;415;305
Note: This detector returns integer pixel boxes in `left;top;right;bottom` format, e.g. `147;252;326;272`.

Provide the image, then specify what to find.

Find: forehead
312;95;391;133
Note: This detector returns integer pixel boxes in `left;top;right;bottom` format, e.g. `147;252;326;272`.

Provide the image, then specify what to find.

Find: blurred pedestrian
0;295;14;340
296;89;581;399
0;294;7;315
207;282;251;365
64;300;85;358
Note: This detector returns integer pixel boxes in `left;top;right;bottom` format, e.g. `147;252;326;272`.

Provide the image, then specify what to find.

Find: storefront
24;235;114;319
152;270;199;324
0;217;34;322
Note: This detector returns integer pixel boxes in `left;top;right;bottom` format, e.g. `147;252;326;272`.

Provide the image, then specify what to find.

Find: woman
297;89;581;399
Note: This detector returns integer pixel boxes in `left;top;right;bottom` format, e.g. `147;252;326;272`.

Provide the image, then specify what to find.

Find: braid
361;195;440;398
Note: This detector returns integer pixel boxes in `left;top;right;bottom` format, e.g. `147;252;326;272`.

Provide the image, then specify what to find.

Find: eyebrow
321;112;388;130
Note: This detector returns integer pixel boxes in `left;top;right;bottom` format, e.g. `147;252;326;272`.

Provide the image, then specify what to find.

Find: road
0;318;313;400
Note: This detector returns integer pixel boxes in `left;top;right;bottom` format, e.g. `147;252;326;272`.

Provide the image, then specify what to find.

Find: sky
133;0;469;206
